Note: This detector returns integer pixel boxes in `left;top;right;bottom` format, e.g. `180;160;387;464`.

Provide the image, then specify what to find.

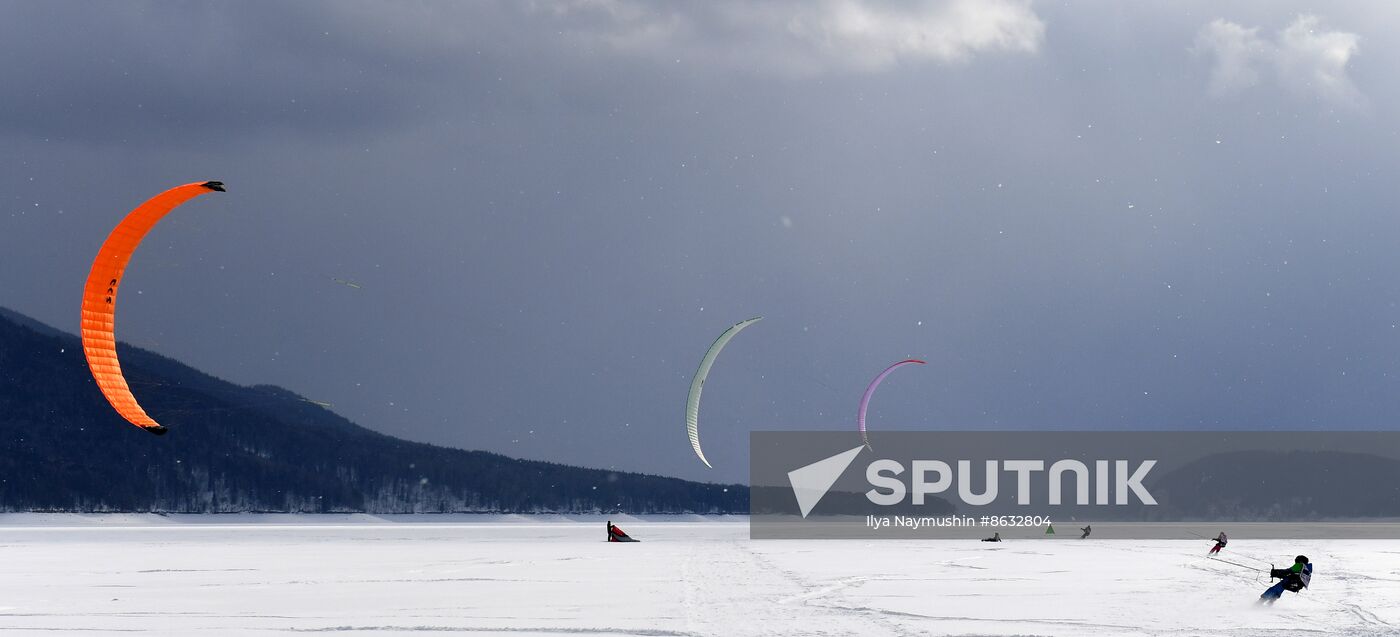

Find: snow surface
1;514;1398;636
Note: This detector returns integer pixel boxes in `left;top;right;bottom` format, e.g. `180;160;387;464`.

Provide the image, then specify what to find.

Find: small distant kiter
607;520;639;543
1208;531;1228;556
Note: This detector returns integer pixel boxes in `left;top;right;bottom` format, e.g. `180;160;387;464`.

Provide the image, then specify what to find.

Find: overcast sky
3;1;1399;483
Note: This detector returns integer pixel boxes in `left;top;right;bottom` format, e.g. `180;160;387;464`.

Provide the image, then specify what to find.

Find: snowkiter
1208;531;1228;556
607;520;639;543
1080;525;1092;539
982;532;1001;542
1260;555;1311;603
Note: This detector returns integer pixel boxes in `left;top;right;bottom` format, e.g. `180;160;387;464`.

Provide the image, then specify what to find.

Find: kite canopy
80;181;226;435
686;316;762;468
858;359;925;449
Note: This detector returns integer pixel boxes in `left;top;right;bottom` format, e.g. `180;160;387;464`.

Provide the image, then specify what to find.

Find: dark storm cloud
3;1;1399;484
0;1;510;145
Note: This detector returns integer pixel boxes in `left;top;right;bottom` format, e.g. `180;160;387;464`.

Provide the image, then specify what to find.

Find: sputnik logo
785;444;1159;518
787;445;866;518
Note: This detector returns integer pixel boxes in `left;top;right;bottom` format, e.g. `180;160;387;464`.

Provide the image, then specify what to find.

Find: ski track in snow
1;518;1399;636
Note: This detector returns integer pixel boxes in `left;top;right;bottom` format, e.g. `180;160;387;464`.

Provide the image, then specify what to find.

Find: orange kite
80;181;226;435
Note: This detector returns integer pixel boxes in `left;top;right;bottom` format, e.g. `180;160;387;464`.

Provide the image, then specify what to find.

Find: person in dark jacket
1080;525;1092;539
1208;531;1228;556
981;532;1001;542
1260;555;1312;603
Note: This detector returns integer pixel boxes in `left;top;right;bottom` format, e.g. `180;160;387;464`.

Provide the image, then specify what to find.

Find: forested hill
0;307;745;513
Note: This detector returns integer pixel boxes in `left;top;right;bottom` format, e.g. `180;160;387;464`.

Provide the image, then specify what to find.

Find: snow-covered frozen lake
1;514;1397;636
